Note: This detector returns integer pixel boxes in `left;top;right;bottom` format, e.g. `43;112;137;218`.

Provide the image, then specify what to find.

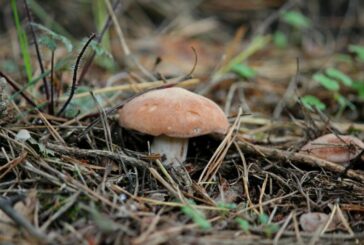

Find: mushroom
300;133;364;164
118;87;229;168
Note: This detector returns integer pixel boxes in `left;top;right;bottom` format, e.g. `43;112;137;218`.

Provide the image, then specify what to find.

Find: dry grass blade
148;167;180;200
198;108;242;184
335;204;355;237
89;91;113;152
104;0;155;81
57;78;199;102
258;174;268;214
37;110;66;145
234;191;298;217
292;212;304;245
45;143;148;168
0;152;27;181
111;184;228;211
273;211;294;245
233;141;259;214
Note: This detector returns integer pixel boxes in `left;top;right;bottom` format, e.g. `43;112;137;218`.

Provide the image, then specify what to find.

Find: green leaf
273;31;288;48
351;81;364;99
334;93;356;111
88;39;113;59
28;138;55;157
38;35;57;51
231;63;256;79
235;218;250;232
313;73;339;91
181;201;211;230
263;223;279;238
281;11;311;29
349;45;364;62
88;39;116;70
258;213;269;224
301;95;326;111
217;202;237;210
31;22;73;52
325;68;352;87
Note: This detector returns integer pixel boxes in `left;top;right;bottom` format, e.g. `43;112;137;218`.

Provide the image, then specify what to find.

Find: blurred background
0;0;364;120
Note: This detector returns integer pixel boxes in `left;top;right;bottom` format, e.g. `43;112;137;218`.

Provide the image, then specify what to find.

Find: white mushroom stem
151;135;188;167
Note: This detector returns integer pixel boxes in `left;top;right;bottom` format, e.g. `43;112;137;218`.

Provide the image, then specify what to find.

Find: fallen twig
46;143;148;168
237;136;364;183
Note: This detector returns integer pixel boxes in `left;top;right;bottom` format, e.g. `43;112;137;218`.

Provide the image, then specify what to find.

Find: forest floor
0;0;364;244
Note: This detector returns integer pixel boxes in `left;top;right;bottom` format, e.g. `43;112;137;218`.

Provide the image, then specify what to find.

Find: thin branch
57;33;96;116
183;47;198;79
23;0;50;111
0;71;38;108
46;143;148;168
50;50;55;115
273;57;300;120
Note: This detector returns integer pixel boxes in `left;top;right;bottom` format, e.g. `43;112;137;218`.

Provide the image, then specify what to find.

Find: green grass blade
10;0;33;81
93;0;110;50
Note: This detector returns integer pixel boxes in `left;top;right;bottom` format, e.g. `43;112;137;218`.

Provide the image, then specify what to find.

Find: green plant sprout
351;80;364;99
181;200;211;230
301;95;326;111
303;67;355;116
258;213;279;238
217;202;237;216
349;44;364;62
274;10;312;48
231;63;257;79
32;23;73;52
273;31;288;49
219;35;270;78
235;217;250;233
281;11;311;29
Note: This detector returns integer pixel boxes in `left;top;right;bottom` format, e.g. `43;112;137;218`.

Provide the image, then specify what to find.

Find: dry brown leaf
0;190;37;238
299;212;340;232
131;36;223;76
300;134;364;164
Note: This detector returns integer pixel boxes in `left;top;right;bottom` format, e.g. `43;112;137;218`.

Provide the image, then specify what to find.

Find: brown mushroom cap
118;87;229;137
